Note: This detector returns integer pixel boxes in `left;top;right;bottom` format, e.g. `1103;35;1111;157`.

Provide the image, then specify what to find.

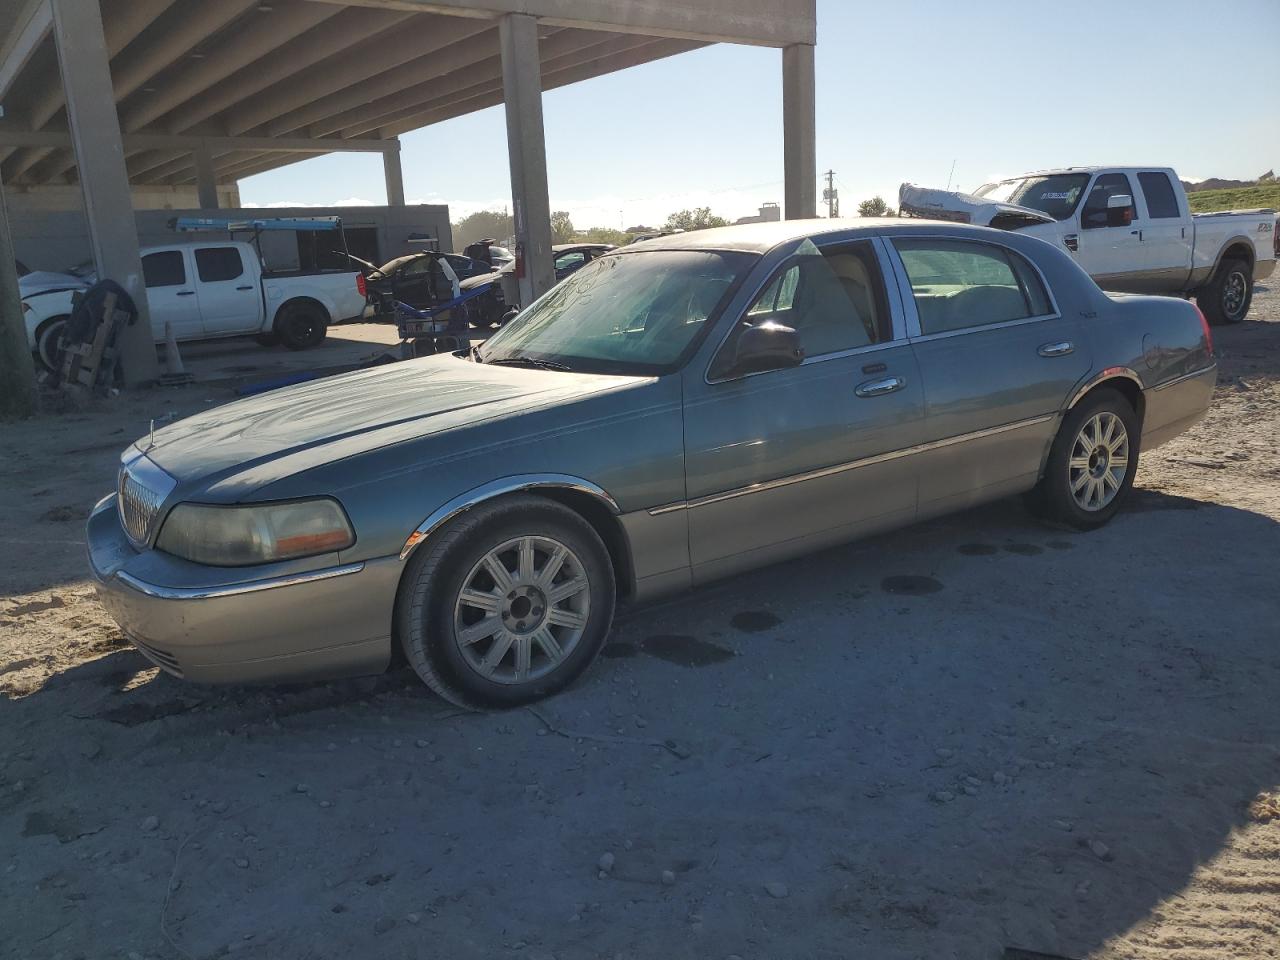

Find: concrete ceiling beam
163;7;416;134
222;16;489;136
117;0;345;133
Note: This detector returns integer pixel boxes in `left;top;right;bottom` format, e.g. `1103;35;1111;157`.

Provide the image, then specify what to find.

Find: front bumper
87;496;400;684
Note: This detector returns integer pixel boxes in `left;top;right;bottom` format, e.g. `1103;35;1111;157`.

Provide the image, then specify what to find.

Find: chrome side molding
650;413;1056;516
1066;366;1144;409
116;562;365;600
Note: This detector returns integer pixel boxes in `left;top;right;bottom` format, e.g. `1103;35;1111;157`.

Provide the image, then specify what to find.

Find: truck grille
117;453;176;548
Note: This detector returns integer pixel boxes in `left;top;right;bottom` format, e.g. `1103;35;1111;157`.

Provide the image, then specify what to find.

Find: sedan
88;220;1216;708
366;251;494;312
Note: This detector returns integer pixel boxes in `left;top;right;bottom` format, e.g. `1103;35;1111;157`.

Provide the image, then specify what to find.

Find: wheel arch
1213;239;1256;277
398;475;635;598
272;295;332;329
1067;367;1146;427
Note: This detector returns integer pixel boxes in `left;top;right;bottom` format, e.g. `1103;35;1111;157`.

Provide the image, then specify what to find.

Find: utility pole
0;175;38;419
822;169;839;218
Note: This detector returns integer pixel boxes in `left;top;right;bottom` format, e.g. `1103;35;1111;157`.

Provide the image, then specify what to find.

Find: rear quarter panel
264;272;365;324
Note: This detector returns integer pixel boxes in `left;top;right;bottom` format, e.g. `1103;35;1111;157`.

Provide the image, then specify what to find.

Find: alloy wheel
452;535;591;685
1068;411;1130;512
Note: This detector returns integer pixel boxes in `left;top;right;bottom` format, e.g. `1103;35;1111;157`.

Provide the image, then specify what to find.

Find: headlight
155;498;354;567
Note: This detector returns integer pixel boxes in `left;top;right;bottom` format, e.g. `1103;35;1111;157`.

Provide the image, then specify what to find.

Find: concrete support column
782;43;816;221
50;0;157;386
383;139;405;206
0;177;38;417
194;144;218;209
499;12;554;305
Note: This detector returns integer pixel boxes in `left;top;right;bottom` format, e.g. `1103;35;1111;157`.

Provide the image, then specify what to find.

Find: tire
468;293;502;330
34;316;69;372
396;494;616;709
274;301;328;350
1196;258;1252;325
1027;388;1139;531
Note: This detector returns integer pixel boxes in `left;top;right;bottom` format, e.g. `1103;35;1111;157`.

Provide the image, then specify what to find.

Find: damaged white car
900;166;1275;324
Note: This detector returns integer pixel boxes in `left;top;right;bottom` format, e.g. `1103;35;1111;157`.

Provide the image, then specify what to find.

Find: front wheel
1028;389;1139;530
34;316;69;372
396;495;616;709
1197;258;1252;325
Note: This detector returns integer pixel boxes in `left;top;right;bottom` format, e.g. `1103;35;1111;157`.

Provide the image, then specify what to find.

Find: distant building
735;202;781;225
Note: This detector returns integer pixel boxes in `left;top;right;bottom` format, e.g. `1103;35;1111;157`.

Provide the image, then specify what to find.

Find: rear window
1138;172;1181;219
195;246;244;282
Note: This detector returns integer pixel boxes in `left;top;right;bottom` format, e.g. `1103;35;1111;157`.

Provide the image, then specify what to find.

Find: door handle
1130;229;1143;240
1038;341;1074;357
235;285;253;291
855;375;905;398
175;290;195;297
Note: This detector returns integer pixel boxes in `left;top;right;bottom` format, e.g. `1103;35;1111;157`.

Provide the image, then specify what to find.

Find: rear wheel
1028;389;1138;530
396;495;616;709
275;301;328;349
34;316;69;372
1197;258;1252;325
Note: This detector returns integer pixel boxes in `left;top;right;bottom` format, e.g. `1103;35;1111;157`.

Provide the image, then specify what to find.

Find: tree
550;210;576;244
857;196;893;218
663;207;729;232
576;226;629;246
452;209;514;251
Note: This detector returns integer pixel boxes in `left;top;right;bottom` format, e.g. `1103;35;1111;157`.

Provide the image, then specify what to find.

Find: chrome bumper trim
1149;363;1217;392
115;562;366;601
649;413;1057;516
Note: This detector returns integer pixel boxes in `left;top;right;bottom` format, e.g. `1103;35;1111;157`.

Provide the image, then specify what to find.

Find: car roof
614;217;1029;255
989;166;1174;180
552;243;614;253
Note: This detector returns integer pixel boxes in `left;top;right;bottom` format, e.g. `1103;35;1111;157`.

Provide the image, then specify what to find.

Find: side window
1080;173;1136;229
142;251;186;288
714;240;889;377
194;247;244;283
894;238;1051;335
1138;172;1181;219
555;251;586;271
402;257;433;277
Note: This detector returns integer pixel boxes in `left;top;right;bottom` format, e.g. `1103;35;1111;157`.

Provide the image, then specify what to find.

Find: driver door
681;240;924;581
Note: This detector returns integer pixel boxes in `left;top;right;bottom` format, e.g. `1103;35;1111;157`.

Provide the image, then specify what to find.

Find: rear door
394;255;436;307
887;236;1091;517
193;246;262;335
1134;170;1193;290
142;249;202;341
682;238;924;579
1073;172;1146;291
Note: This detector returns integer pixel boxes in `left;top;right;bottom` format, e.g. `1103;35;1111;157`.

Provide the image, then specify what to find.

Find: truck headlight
155;498;355;566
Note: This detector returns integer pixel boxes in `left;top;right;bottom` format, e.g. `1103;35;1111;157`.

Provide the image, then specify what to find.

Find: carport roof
0;0;814;189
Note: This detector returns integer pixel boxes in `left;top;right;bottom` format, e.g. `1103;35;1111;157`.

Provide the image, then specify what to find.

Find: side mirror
732;320;804;376
1106;194;1134;227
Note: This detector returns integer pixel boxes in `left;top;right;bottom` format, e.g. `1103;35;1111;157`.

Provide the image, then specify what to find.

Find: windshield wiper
483;355;573;372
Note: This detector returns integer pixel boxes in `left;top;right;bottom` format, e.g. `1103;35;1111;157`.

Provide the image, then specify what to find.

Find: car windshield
477;250;751;376
972;173;1090;221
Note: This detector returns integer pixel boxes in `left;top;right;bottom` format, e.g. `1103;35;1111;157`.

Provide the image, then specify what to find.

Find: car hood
19;270;90;298
141;355;644;493
459;271;503;291
898;183;1056;228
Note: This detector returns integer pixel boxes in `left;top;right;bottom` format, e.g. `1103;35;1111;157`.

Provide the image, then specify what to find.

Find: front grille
117;453;177;548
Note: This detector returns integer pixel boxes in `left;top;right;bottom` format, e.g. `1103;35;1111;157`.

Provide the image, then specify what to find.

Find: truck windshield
973;173;1090;221
477;250;751;376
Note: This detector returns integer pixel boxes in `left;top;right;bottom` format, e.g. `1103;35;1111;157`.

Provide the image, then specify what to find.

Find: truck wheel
34;316;69;372
275;301;329;349
1197;258;1252;325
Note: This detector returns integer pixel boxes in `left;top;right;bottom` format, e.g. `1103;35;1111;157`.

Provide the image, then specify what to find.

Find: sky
239;0;1280;230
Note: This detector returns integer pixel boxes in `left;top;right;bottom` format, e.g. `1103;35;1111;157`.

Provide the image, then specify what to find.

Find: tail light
356;272;367;297
1193;302;1213;357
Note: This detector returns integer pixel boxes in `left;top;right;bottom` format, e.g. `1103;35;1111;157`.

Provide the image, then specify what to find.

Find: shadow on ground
3;490;1278;959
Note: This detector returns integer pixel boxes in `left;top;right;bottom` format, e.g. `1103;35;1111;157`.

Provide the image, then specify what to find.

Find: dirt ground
2;291;1278;960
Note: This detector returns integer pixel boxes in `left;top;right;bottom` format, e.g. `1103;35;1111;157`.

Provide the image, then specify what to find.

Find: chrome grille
117;452;176;548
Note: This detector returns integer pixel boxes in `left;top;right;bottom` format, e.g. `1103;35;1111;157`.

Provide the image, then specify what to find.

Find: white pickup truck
900;166;1276;324
22;240;367;370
